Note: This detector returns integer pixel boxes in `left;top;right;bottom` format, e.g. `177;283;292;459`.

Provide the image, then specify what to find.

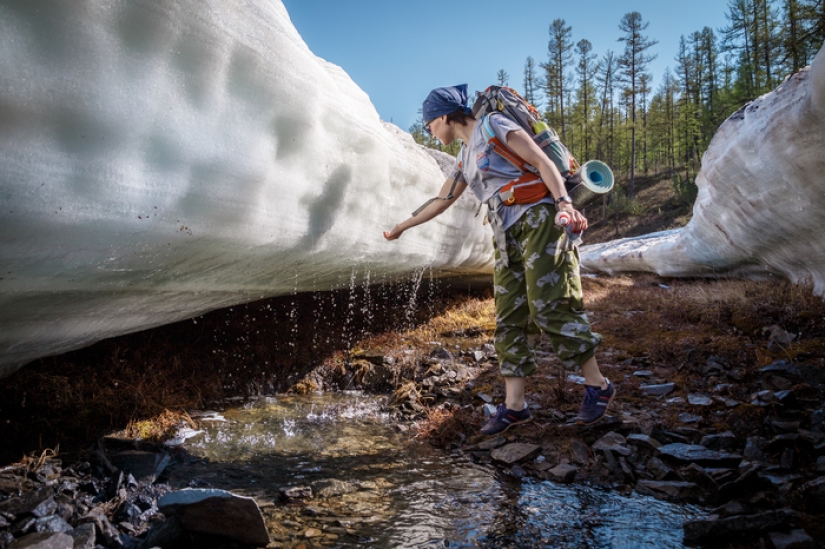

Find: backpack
471;86;582;205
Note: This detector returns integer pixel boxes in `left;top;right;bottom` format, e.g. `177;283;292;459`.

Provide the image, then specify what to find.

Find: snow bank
0;1;493;376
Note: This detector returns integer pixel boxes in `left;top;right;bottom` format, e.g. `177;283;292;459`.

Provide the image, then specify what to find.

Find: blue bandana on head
422;84;471;123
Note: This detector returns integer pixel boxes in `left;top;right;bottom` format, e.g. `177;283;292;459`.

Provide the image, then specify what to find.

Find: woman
384;84;614;435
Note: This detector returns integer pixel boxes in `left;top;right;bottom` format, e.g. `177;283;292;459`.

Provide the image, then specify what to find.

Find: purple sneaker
480;403;532;436
576;379;616;425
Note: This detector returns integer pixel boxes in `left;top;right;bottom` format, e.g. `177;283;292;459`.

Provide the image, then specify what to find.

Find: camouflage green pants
493;204;602;377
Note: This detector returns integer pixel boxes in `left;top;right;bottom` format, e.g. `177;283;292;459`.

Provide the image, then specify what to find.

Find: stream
163;393;704;548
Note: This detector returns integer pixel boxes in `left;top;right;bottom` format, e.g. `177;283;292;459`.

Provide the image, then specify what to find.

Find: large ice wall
0;0;494;377
581;46;825;294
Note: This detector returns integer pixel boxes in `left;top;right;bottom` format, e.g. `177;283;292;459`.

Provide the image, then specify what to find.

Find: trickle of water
288;270;299;355
404;267;427;329
344;266;358;351
362;269;373;335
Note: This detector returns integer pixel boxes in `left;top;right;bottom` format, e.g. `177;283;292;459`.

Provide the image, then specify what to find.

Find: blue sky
281;0;732;131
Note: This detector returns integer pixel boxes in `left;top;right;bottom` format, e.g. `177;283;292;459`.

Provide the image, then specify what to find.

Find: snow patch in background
581;46;825;294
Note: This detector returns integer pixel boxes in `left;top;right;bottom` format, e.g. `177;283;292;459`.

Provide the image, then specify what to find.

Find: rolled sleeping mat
579;160;614;194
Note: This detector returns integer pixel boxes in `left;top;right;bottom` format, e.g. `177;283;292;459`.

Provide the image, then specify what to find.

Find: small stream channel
164;393;704;548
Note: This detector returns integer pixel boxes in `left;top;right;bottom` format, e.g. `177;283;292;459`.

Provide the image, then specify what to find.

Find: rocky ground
2;274;825;549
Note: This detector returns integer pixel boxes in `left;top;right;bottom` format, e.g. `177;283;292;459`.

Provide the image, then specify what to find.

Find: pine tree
543;19;574;139
594;50;617;166
573;39;599;160
497;69;510;86
617;11;658;198
523;56;540;107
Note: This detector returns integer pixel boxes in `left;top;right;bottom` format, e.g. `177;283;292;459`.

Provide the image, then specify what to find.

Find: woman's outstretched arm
383;177;468;240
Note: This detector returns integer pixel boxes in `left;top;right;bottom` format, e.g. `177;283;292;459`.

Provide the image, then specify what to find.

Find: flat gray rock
8;532;73;549
158;488;269;546
490;443;541;465
640;383;675;397
658;443;742;467
688;394;714;406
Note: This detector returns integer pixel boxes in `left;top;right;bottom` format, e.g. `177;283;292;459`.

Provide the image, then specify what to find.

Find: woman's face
426;115;451;144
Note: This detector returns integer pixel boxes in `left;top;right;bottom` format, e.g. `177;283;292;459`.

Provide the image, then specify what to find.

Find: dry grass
124;409;196;443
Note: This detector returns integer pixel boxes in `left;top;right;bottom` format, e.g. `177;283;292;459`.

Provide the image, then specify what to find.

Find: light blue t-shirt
451;113;555;231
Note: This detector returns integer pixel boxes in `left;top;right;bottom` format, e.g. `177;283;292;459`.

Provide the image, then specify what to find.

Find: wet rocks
158;488;270;546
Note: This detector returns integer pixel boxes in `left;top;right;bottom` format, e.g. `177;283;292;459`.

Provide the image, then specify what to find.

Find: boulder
158;488;269;546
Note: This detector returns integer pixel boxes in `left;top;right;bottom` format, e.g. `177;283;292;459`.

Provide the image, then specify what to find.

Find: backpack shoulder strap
479;114;538;175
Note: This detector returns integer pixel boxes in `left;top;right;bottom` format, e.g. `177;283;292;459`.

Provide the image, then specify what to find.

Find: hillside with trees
409;0;824;240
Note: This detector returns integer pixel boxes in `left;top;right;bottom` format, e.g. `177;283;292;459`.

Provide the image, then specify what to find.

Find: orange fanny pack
498;173;549;205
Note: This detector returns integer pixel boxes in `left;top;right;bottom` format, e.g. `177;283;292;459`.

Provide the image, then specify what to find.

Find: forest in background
409;0;825;212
